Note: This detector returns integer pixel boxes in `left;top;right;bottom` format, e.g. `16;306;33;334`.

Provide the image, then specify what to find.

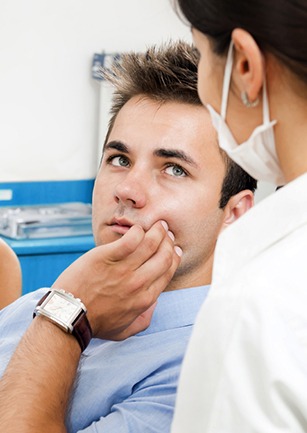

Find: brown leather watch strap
34;291;51;310
72;311;93;352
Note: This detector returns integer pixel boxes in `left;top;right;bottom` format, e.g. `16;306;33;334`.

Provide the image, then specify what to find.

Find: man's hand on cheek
52;220;182;340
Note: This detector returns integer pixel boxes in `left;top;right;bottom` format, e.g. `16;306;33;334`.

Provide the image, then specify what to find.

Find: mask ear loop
262;76;270;123
221;40;234;120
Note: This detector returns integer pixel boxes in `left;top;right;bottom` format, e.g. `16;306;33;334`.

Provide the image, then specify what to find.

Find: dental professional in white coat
171;0;307;432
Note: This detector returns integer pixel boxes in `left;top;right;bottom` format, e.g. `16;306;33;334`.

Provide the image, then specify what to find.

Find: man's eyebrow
104;141;129;153
154;148;198;168
103;142;198;168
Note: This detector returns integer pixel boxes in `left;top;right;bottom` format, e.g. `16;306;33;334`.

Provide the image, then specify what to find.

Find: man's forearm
0;316;80;433
0;221;181;431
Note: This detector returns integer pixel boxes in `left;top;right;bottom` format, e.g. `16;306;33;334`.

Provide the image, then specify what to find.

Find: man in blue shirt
0;41;257;433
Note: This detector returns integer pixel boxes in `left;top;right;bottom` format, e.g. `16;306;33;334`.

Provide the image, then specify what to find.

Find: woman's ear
232;28;264;103
221;189;254;229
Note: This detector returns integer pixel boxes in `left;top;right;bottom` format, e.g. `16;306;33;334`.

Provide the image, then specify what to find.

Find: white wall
0;0;274;201
0;0;191;182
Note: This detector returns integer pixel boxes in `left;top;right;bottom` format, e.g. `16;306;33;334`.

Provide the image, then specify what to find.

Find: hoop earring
241;91;259;108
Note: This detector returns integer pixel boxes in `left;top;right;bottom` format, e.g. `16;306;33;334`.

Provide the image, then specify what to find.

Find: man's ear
221;189;254;230
231;28;264;103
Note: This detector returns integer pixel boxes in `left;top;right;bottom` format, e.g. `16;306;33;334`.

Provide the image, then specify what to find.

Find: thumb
101;224;146;262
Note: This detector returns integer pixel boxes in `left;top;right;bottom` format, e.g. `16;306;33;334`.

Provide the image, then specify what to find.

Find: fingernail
175;246;183;257
168;230;175;241
161;221;168;232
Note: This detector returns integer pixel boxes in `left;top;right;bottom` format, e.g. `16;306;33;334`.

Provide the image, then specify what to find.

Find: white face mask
206;41;285;186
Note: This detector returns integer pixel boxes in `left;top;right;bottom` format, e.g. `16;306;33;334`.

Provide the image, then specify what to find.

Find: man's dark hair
101;40;257;208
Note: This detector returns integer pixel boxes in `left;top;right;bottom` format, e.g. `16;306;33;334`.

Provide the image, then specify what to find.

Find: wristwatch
33;289;92;352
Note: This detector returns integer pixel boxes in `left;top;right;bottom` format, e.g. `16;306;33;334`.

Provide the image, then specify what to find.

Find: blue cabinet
1;235;95;295
0;179;96;295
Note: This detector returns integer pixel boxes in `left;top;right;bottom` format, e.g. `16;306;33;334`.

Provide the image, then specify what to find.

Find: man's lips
109;218;133;235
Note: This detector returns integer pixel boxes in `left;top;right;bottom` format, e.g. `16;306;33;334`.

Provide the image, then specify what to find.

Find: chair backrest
0;239;22;309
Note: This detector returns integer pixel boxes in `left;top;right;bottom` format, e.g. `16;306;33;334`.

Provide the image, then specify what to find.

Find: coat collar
213;173;307;285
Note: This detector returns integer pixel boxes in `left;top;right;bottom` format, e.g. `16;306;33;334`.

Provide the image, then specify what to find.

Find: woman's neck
269;66;307;183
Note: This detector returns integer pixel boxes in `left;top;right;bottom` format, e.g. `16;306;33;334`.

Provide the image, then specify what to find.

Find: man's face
92;95;227;290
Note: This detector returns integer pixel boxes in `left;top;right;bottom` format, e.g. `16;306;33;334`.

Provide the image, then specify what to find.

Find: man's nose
114;171;147;208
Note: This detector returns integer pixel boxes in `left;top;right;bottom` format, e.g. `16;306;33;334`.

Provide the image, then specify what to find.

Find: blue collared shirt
0;285;209;432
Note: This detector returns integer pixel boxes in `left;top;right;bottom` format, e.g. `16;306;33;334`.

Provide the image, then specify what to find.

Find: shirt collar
213;172;307;284
137;285;210;336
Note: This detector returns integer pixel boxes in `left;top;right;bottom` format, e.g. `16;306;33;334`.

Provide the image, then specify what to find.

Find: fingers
105;220;174;267
145;244;182;299
127;230;181;298
102;224;147;261
86;226;181;339
52;219;182;341
129;220;182;269
108;234;182;339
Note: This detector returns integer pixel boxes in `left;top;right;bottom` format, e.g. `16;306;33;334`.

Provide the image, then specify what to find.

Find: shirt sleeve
77;363;178;433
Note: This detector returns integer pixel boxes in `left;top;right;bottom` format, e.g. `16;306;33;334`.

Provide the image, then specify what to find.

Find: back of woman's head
175;0;307;85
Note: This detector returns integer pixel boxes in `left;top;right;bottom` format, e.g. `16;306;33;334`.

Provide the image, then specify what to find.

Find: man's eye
165;164;187;177
108;155;130;167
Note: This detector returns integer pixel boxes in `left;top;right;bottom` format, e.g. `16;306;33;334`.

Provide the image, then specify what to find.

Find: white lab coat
172;172;307;433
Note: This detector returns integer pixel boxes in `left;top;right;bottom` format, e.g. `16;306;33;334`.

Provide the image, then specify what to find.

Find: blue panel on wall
0;179;95;207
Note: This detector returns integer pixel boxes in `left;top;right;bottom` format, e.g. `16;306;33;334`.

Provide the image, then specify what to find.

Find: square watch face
44;292;79;323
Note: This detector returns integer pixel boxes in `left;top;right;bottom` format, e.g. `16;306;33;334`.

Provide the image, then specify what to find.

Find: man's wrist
33;289;92;352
